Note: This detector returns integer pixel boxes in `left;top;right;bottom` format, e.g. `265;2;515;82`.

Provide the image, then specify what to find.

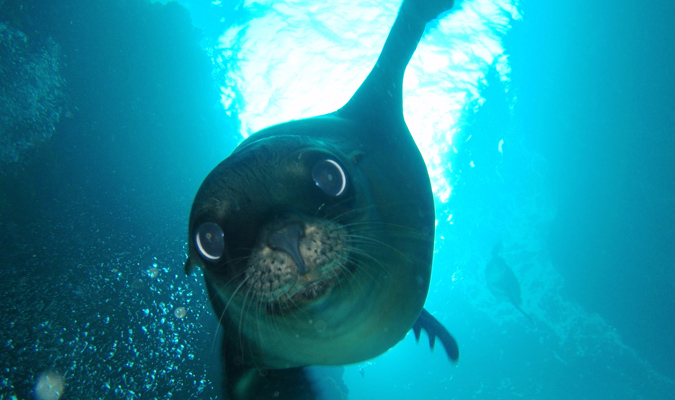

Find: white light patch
216;0;520;203
34;371;65;400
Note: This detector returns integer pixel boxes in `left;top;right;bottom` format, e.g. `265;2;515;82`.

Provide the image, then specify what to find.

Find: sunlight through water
215;0;521;203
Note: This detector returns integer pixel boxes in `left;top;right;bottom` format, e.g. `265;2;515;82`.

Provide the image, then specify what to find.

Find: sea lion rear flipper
337;0;454;123
184;256;196;275
412;308;459;363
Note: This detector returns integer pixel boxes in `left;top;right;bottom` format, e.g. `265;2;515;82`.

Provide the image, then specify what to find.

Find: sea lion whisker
238;281;259;367
209;264;250;293
331;256;365;299
262;304;285;358
254;297;276;370
205;269;248;307
343;247;392;282
346;233;415;266
342;221;430;241
266;304;298;365
323;203;379;223
312;197;358;220
330;203;376;219
211;272;251;352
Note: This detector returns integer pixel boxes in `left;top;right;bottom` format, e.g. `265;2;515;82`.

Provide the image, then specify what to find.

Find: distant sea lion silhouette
185;0;458;398
485;243;533;322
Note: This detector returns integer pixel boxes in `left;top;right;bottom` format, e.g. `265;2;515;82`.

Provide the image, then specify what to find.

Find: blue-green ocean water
1;0;674;399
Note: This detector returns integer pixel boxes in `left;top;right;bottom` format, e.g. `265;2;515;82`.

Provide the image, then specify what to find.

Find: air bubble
34;371;65;400
174;307;187;319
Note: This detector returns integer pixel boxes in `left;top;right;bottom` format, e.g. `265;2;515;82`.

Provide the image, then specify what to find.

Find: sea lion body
485;253;523;305
194;76;433;371
485;244;533;322
185;0;457;397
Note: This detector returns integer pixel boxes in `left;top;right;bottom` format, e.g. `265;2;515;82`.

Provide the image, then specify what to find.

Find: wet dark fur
185;1;459;399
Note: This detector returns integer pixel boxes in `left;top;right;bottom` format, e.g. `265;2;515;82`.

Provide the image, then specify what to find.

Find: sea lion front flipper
223;351;347;399
223;337;348;400
412;308;460;363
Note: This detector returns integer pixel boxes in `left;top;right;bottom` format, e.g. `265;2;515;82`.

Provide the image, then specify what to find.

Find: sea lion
185;0;458;398
485;243;533;323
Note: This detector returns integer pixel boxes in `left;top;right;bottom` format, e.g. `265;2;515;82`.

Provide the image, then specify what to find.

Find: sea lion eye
195;222;224;261
312;159;347;197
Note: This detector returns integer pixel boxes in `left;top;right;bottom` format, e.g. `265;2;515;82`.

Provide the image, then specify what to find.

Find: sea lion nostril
267;223;307;273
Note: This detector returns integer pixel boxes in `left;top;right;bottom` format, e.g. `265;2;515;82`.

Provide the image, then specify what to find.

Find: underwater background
1;0;674;399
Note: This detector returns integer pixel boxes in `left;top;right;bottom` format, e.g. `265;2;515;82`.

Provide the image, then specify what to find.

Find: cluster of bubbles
0;22;65;167
0;216;220;399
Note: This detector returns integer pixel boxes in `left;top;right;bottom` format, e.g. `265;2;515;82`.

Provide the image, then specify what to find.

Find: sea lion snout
244;218;349;306
267;222;307;273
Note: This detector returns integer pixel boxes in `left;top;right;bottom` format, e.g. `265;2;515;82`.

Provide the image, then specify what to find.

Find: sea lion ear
185;256;197;275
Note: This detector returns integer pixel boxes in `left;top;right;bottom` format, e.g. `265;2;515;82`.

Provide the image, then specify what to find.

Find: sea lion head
185;117;434;369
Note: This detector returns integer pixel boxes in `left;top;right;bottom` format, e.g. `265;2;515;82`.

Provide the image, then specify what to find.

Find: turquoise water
1;0;674;399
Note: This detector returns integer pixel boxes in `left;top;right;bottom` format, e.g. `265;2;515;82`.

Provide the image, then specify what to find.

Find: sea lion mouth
266;275;340;314
242;218;350;313
283;277;335;302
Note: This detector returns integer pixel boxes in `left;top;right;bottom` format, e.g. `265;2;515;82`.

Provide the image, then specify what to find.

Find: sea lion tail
514;304;534;324
338;0;456;122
